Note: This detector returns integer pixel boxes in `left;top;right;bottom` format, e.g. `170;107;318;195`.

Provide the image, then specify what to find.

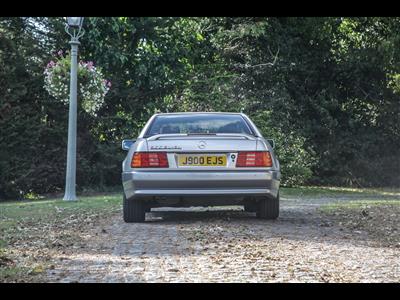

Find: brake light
236;151;272;167
131;152;169;168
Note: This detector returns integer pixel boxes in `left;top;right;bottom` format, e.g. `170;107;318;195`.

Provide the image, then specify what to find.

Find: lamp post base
63;194;78;201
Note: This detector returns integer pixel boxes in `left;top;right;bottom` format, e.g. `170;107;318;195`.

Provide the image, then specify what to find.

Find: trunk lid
146;134;258;152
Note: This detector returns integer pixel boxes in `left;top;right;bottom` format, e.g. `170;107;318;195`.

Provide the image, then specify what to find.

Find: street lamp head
65;17;85;41
67;17;84;29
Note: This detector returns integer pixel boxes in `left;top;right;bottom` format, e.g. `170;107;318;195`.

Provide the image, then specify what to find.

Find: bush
251;110;316;186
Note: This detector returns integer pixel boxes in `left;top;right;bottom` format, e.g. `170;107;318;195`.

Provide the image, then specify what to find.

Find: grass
0;193;122;282
0;193;121;223
0;265;30;280
281;186;400;198
319;199;400;213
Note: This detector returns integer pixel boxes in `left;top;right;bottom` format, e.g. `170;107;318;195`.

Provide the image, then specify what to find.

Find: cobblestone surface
47;196;400;282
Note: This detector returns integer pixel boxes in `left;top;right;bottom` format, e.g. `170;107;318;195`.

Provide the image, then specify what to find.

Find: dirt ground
45;194;400;283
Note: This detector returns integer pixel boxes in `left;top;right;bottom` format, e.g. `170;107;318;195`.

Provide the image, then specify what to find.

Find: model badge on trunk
150;145;182;150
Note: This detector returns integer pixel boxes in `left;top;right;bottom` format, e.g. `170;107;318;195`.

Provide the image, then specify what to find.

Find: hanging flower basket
44;50;111;116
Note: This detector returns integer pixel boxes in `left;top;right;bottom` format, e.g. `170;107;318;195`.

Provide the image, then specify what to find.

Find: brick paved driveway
47;196;400;283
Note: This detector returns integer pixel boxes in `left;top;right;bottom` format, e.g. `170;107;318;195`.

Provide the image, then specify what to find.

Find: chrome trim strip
133;188;272;195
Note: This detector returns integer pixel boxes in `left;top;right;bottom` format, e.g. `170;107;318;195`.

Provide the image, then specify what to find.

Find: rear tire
123;195;146;223
256;192;279;220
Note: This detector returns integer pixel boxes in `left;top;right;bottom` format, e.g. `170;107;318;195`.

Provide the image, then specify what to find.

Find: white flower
44;57;110;116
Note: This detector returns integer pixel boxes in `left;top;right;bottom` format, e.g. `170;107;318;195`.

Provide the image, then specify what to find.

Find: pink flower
47;60;56;68
57;50;63;56
86;61;94;70
107;81;112;88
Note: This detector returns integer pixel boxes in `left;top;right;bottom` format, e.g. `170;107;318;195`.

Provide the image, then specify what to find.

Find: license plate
177;154;227;167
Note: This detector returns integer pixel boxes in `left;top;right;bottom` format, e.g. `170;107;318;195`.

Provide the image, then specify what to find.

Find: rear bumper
122;170;280;201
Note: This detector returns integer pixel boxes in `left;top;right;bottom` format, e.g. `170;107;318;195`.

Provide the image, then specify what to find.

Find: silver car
121;112;280;222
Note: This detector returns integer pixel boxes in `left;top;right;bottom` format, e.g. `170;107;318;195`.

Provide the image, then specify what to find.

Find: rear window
144;114;253;137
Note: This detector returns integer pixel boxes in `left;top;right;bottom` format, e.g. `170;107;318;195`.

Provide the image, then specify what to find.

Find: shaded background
0;17;399;200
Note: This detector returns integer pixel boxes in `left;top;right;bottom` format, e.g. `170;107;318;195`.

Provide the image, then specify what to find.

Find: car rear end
121;113;281;222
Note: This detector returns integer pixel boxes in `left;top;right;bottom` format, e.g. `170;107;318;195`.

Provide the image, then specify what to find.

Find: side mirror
266;139;275;149
122;139;136;151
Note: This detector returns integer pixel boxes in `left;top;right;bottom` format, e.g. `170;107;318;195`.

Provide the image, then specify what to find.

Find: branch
246;47;280;69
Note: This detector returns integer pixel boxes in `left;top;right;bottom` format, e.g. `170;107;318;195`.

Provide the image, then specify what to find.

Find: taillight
131;152;169;168
236;151;272;167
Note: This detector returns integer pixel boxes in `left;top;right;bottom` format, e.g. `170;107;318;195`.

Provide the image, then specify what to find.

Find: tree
205;17;400;186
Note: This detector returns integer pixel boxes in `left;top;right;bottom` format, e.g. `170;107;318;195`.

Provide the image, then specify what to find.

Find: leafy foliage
43;52;111;116
251;111;315;186
206;17;400;187
0;17;399;200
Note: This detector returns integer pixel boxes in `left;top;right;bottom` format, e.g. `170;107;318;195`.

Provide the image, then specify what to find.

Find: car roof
153;112;246;116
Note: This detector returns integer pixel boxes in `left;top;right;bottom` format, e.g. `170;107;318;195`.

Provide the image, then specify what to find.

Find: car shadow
145;205;316;224
146;207;255;222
